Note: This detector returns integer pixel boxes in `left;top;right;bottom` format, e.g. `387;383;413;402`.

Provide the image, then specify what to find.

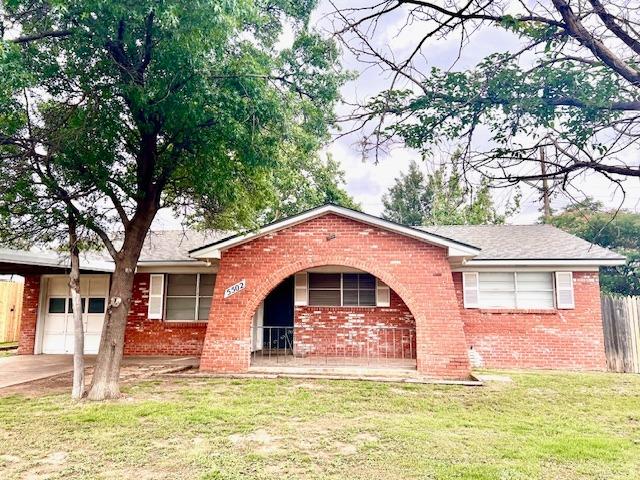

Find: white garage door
42;275;110;354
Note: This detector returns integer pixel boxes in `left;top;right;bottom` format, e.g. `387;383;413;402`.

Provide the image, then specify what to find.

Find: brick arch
239;255;419;331
199;213;471;379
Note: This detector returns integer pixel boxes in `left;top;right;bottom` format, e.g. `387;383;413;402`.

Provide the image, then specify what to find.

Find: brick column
17;275;41;355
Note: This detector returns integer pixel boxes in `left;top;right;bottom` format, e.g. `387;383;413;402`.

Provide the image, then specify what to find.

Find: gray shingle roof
141;224;623;262
138;230;229;262
419;224;624;260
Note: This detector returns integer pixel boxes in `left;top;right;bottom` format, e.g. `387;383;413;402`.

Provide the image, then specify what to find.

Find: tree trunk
85;262;136;400
86;203;157;401
69;219;85;401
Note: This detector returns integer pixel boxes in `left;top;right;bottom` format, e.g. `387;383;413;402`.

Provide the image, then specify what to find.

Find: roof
0;230;226;273
0;248;114;273
0;208;626;271
138;230;228;262
420;224;625;263
189;204;481;259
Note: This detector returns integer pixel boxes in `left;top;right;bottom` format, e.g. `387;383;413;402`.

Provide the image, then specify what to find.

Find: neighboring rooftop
420;224;625;261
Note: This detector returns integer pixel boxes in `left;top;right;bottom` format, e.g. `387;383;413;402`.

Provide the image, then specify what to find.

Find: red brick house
1;205;625;379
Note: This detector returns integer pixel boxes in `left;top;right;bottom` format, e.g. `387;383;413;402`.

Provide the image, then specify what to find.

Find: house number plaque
224;279;246;298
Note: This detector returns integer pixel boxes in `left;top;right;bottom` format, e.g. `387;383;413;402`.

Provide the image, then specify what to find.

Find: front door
263;275;294;350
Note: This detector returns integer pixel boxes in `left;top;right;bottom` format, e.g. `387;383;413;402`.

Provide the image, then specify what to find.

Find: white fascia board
136;260;219;274
460;258;626;268
0;248;115;272
190;205;480;259
136;260;215;267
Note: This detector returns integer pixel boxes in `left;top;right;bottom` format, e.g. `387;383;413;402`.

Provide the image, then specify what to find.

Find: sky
310;1;640;224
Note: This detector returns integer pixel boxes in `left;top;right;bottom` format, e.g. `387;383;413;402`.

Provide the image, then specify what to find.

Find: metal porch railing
250;325;416;367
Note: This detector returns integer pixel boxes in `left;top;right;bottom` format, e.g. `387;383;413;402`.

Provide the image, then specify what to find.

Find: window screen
343;273;376;306
477;272;554;309
308;273;376;307
165;273;216;321
308;273;341;306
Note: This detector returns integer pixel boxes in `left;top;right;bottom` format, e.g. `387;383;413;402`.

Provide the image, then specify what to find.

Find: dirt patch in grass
1;372;639;479
0;359;195;398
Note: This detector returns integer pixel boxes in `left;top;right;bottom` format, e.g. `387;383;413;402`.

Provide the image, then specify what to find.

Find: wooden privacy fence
601;295;640;373
0;280;24;344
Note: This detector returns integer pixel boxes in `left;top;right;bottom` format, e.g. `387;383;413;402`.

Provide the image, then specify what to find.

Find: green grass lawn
0;371;639;479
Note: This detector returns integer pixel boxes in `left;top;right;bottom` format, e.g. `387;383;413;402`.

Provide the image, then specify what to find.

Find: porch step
248;364;418;379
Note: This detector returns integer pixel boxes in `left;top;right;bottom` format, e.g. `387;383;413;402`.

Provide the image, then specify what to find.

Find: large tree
0;0;345;399
550;199;640;295
382;160;513;225
333;1;640;196
262;153;360;222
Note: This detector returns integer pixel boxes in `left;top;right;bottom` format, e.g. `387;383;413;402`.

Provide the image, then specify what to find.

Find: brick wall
453;271;607;370
293;290;416;359
123;273;207;356
17;275;40;355
201;213;471;378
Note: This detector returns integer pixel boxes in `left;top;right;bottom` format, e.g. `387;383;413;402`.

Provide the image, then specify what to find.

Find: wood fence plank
0;281;23;343
601;295;640;374
631;298;640;373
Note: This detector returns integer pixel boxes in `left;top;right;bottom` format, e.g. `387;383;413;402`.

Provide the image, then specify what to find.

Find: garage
41;275;110;354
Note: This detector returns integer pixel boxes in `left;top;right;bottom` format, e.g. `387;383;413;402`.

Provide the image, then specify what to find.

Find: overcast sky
311;1;640;224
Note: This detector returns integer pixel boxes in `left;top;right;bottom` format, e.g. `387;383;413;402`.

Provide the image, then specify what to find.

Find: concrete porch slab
248;364;419;378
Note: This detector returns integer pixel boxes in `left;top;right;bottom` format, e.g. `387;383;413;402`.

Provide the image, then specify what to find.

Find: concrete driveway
0;355;198;389
0;355;96;389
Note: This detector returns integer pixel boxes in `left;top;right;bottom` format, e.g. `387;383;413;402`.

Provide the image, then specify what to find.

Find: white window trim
466;271;558;310
307;272;377;308
163;273;215;322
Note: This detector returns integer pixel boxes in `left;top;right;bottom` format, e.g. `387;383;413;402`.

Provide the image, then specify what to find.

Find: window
164;273;216;321
49;297;106;314
88;297;106;314
48;298;66;314
308;273;376;307
477;272;554;309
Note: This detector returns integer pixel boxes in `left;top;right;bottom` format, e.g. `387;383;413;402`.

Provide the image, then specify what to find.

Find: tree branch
552;0;640;85
11;29;72;44
588;0;640;56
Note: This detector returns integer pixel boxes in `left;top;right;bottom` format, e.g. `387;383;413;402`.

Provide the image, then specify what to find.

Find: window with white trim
308;273;376;307
164;273;216;321
476;272;555;309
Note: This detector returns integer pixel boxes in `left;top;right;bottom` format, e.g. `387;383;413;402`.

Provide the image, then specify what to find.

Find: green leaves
382;158;512;226
0;0;345;246
550;200;640;295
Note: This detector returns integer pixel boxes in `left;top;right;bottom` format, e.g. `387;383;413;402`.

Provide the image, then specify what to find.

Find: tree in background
264;153;359;222
381;161;430;225
0;0;345;399
382;160;515;225
550;199;640;295
334;1;640;198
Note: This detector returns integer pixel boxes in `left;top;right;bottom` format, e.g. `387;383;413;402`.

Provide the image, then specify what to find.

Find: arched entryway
249;266;417;370
199;211;471;379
